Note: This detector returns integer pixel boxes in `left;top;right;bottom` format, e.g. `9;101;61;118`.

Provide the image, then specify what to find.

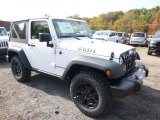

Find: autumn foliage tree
68;6;160;34
148;10;160;34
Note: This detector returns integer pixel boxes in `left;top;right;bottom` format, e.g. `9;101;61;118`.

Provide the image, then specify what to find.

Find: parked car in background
130;32;148;46
148;31;160;55
0;27;9;55
148;35;154;42
117;32;130;44
93;30;122;43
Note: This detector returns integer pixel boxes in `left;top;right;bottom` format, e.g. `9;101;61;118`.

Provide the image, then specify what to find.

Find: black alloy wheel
11;56;31;82
75;83;99;109
70;71;112;117
12;59;22;78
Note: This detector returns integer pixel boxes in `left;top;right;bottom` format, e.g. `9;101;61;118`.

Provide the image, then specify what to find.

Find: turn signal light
106;70;112;77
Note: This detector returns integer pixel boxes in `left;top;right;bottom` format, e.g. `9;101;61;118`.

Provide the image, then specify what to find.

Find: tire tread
11;55;31;82
70;70;112;117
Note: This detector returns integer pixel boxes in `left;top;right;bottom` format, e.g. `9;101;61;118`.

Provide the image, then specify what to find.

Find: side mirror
39;33;53;47
39;33;51;42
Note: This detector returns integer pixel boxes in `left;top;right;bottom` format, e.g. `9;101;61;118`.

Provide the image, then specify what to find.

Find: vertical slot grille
0;41;8;47
121;51;136;73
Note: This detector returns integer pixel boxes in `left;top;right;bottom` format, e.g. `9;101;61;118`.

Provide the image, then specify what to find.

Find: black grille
121;51;136;73
0;41;8;47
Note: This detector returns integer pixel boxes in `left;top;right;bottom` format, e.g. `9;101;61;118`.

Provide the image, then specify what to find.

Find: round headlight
119;57;123;65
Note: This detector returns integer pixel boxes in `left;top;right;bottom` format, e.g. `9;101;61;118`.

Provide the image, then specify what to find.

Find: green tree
67;14;82;20
67;6;160;33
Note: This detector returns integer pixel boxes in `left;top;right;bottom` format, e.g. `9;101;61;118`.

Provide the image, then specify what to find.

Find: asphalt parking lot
0;48;160;120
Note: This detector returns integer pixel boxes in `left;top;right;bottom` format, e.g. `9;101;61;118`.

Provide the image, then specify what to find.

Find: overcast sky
1;0;160;21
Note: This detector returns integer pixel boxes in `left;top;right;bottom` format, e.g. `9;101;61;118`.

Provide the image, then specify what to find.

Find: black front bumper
149;46;160;53
110;63;149;98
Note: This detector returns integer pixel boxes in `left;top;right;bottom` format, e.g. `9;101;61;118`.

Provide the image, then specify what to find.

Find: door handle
28;44;35;47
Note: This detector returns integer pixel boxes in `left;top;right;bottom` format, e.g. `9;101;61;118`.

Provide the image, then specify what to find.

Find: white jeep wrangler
7;18;149;117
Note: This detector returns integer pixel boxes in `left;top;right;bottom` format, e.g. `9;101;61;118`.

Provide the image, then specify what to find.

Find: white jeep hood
58;38;134;58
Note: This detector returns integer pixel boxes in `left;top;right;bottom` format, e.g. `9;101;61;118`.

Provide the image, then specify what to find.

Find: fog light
106;70;112;77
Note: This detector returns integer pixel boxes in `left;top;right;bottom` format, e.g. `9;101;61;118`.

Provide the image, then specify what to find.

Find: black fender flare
62;56;124;80
7;48;31;69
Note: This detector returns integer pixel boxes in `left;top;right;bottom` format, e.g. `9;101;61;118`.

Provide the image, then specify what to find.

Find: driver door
26;19;56;74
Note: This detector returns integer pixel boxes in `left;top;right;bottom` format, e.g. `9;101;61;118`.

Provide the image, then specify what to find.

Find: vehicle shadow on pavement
25;73;71;100
0;56;10;69
24;74;160;120
95;85;160;120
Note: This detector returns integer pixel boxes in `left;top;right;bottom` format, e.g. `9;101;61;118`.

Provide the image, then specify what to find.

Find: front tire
70;71;112;117
11;56;31;82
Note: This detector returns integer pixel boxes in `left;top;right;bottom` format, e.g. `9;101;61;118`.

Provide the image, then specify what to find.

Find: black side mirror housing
39;33;53;47
39;33;51;42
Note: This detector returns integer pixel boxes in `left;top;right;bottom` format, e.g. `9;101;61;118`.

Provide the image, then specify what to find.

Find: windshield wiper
76;35;93;39
73;36;80;40
59;35;80;40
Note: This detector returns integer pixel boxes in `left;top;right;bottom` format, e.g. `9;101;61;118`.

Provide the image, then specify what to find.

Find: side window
31;21;50;39
110;32;115;37
11;22;26;39
12;28;17;38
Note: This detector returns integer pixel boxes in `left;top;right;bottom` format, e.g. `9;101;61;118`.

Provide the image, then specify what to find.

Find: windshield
132;33;145;37
94;31;102;35
52;19;92;38
0;28;7;36
103;31;109;36
154;31;160;38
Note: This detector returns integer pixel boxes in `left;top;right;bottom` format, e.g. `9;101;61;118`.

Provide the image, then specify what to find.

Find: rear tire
11;56;31;82
70;71;112;117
